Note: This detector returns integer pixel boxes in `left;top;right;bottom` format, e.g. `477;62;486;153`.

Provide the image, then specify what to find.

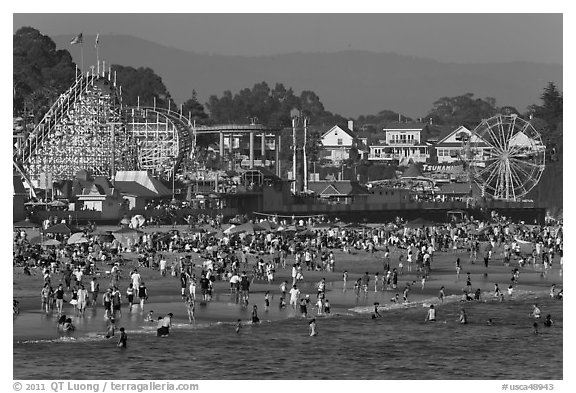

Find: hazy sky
13;13;562;64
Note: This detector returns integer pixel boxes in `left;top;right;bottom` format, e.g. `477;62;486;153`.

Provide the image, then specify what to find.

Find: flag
70;33;83;45
95;33;99;48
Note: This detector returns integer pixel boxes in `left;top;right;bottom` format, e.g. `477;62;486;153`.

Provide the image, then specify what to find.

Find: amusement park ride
453;114;546;200
12;67;546;203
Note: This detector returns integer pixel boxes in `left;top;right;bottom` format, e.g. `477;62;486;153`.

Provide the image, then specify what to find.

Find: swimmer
309;318;317;336
532;322;539;335
487;318;494;326
438;286;445;303
530;304;541;319
63;318;75;332
117;327;127;348
251;305;260;324
300;298;308;318
105;317;116;338
264;291;270;311
235;319;242;333
57;314;67;329
144;310;155;322
372;302;381;319
425;304;436;322
185;296;195;325
543;314;553;327
459;309;468;324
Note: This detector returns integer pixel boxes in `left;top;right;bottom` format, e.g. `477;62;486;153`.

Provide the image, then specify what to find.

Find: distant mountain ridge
51;34;562;118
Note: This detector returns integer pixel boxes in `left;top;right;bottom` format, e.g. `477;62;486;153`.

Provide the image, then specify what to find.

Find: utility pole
292;117;297;194
303;117;308;193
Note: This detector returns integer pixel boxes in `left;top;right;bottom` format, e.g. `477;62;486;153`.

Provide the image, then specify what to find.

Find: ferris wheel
467;114;546;200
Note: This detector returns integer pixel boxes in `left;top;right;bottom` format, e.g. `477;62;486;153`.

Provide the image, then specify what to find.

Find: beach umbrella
223;225;236;235
257;220;277;232
67;232;89;245
49;200;68;207
13;219;41;228
130;215;146;228
112;227;143;247
44;223;82;234
28;236;42;245
41;239;61;246
297;229;316;237
226;222;265;235
95;233;114;242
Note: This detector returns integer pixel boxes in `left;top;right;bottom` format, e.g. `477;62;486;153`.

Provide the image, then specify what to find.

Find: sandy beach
13;224;563;340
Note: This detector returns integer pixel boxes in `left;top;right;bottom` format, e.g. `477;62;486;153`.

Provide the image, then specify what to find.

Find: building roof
114;171;172;198
321;125;354;140
401;162;424;178
307;180;369;196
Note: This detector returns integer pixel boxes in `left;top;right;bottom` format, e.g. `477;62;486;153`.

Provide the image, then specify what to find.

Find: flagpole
81;43;84;74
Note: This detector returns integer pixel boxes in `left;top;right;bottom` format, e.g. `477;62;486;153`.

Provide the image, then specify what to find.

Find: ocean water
13;291;562;380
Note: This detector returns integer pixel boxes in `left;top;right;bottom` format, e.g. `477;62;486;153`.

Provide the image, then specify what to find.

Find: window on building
337;138;343;146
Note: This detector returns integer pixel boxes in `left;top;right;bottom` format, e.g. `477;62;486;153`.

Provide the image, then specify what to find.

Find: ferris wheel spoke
483;160;502;191
506;116;517;149
509;157;544;171
506;160;520;199
508;162;531;196
483;122;506;153
509;159;538;183
497;117;510;153
476;159;500;177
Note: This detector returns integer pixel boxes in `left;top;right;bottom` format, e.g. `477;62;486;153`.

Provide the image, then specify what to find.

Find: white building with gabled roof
320;125;354;163
434;125;492;163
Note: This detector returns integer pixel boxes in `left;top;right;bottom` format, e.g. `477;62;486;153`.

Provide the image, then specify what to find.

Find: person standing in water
117;327;127;348
425;305;436;322
185;296;195;325
309;318;317;336
438;286;445;303
250;305;260;324
138;282;148;312
459;309;468;324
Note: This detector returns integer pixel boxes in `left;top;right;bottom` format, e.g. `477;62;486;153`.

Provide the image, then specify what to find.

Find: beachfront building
307;180;370;204
75;180;125;219
368;122;432;164
434;126;493;164
320;125;354;164
114;171;173;210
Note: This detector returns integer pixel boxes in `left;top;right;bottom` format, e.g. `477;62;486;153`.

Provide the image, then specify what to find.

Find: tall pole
303;117;308;192
96;34;99;74
292;117;297;194
80;42;84;75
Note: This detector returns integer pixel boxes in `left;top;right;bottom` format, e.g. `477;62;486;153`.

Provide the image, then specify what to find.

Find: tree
423;93;498;128
182;90;209;124
13;27;76;116
112;65;175;109
526;82;562;145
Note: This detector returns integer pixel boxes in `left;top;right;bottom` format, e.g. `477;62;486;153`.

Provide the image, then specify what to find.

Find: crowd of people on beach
13;211;563;343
